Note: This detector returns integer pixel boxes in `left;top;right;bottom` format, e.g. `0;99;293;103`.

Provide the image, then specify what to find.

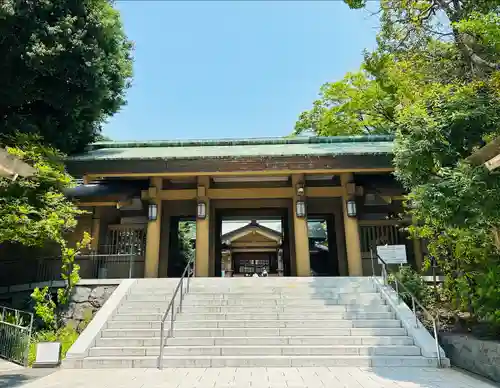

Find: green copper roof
70;135;394;161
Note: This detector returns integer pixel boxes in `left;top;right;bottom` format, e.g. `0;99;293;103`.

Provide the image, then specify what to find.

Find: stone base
440;333;500;383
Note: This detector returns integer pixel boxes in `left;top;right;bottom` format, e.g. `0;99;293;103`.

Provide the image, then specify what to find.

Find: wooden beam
485;153;500;171
86;167;394;180
208;187;293;200
140;186;352;201
468;136;500;165
358;219;402;226
77;201;117;207
306;187;344;198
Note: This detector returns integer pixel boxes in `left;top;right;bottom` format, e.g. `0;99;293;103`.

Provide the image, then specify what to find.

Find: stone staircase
68;277;447;368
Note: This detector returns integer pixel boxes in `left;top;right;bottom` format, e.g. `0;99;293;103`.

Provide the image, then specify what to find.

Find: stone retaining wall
440;333;500;383
0;280;120;328
62;284;118;327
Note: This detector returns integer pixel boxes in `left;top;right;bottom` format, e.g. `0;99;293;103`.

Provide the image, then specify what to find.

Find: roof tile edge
87;135;395;151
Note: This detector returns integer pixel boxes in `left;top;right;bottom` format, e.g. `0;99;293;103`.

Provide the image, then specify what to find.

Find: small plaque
33;342;61;368
377;245;407;265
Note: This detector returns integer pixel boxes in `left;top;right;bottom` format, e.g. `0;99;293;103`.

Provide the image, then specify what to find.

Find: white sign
33;341;61;368
376;245;407;265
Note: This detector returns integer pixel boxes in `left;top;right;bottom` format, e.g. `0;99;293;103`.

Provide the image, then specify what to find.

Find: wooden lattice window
359;223;404;257
104;225;147;256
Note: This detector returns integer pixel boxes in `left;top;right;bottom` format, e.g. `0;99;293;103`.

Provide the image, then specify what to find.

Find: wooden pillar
90;207;100;252
195;176;210;277
158;209;171;278
292;174;310;277
341;173;363;276
144;177;162;278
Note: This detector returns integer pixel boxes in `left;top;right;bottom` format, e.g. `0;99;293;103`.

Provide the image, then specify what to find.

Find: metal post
158;321;164;369
170;298;175;337
24;314;34;367
412;297;418;328
370;250;375;277
128;254;133;279
179;279;184;313
433;319;442;367
395;279;400;304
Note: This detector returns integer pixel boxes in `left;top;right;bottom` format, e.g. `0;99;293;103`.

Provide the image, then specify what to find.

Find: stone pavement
0;360;54;388
11;367;499;388
0;359;23;373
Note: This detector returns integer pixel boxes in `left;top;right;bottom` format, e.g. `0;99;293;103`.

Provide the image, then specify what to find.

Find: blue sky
104;1;379;141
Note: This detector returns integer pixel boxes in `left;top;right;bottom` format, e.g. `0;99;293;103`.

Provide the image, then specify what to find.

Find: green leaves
0;136;83;247
0;0;133;154
343;0;367;10
31;287;57;329
294;71;396;136
31;233;91;330
300;0;500;324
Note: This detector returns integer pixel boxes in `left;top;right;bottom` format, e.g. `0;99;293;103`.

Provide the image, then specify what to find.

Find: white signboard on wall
376;245;407;265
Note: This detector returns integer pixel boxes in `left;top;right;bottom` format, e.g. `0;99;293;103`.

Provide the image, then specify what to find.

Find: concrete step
78;355;440;368
89;345;422;357
121;299;386;308
135;278;374;287
130;288;377;296
95;335;414;347
106;319;402;330
125;294;383;303
117;304;391;313
101;327;407;338
112;311;396;321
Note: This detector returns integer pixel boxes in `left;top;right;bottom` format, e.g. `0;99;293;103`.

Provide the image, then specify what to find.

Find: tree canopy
0;134;83;248
297;0;500;324
0;0;132;256
0;0;133;154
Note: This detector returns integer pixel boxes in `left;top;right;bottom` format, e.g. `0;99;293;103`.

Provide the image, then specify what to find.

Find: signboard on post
376;245;408;265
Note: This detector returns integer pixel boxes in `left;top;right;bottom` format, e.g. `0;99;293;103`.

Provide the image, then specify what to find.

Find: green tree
298;0;500;324
178;221;195;265
294;70;397;136
0;134;83;247
344;0;499;75
0;0;133;154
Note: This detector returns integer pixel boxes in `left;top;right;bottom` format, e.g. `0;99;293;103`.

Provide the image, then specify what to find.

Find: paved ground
0;359;55;388
0;359;23;373
7;367;499;388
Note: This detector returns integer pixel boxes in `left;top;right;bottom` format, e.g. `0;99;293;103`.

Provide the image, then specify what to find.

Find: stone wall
440;333;500;383
0;280;119;329
62;284;118;328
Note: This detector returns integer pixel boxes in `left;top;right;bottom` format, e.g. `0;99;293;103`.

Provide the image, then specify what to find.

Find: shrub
388;265;429;306
28;322;82;366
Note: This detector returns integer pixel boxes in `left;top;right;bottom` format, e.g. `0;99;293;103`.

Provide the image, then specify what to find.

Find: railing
157;257;195;369
370;251;443;368
0;306;34;366
0;254;145;287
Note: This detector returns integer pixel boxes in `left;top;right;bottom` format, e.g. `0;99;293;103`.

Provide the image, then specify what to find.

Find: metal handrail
370;250;443;368
157;257;195;369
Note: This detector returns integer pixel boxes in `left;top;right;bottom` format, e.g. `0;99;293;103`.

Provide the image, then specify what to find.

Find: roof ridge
87;135;394;151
